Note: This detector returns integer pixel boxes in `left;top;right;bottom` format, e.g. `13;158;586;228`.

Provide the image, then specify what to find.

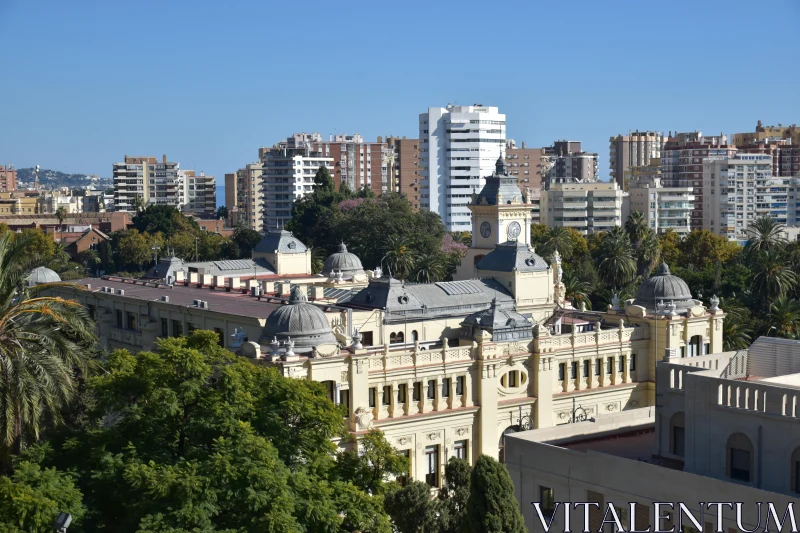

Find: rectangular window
427;380;436;400
795;461;800;494
539;486;555;518
454;440;468;461
161;317;168;337
115;310;123;328
369;387;376;408
730;448;751;482
704;343;710;355
456;376;464;395
442;378;450;398
398;450;411;486
558;363;565;381
673;427;685;457
339;389;350;413
172;320;182;337
630;354;636;371
425;445;439;487
618;355;624;372
382;385;391;405
508;371;518;387
607;357;613;374
87;304;96;320
583;360;589;378
570;362;577;379
413;382;421;401
398;384;407;403
362;331;374;346
324;381;336;402
596;358;602;376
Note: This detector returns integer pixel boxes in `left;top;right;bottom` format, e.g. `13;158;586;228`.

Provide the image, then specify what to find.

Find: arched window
389;333;397;344
397;332;405;344
689;335;703;357
411;330;419;342
670;412;685;457
727;433;754;482
791;447;800;494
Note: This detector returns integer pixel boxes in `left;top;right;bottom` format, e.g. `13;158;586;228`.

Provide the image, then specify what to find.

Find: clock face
480;221;491;238
507;221;522;241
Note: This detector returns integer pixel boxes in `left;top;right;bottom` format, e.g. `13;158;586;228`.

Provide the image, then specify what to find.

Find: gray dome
633;263;695;312
26;266;61;286
321;243;365;278
262;286;337;352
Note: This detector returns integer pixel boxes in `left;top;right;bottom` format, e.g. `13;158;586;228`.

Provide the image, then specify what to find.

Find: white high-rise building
703;153;786;243
540;181;625;235
627;176;694;235
419;105;506;231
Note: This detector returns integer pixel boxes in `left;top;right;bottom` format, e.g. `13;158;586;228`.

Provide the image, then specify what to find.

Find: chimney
162;154;167;164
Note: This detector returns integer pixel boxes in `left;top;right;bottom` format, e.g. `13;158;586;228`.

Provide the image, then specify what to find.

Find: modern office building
386;136;422;210
47;163;725;487
541;181;625;235
419;104;506;231
609;131;667;189
627;175;694;235
310;134;389;196
0;165;17;192
225;163;263;231
702;153;789;243
262;134;333;229
506;335;800;533
661;132;736;230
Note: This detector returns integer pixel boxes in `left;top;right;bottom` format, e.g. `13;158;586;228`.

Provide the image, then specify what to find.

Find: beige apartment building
180;170;216;216
609;131;666;189
0;165;17;192
627;175;694;235
225;163;263;231
732;120;800;147
113;155;182;212
46;157;724;487
541;181;624;234
507;335;800;533
386;136;422;210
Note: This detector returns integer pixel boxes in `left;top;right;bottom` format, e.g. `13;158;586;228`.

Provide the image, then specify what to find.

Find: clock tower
454;155;537;279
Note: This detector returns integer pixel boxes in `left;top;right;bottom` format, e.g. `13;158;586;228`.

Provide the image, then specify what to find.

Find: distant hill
16;167;112;189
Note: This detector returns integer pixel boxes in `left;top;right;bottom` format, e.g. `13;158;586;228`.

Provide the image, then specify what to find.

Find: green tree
636;229;662;277
679;230;741;269
723;316;753;350
385;480;442;533
383;235;416;279
439;458;472;533
562;269;592;309
767;296;800;338
314;165;335;192
117;229;156;270
744;215;787;258
624;210;648;248
0;462;85;532
658;229;682;267
410;252;445;283
232;226;263;258
537;226;574;260
596;228;636;289
132;205;200;238
0;232;96;468
215;205;229;220
336;429;409;495
55;206;68;243
752;250;797;307
464;455;525;533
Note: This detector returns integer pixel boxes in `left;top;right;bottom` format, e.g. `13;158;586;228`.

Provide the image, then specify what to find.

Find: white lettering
654;503;675;533
601;504;626;533
736;502;762;533
707;503;733;533
679;503;703;533
532;502;560;532
764;503;798;533
629;502;651;533
575;502;601;533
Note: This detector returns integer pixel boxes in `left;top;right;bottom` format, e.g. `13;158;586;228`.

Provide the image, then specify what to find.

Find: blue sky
1;0;798;193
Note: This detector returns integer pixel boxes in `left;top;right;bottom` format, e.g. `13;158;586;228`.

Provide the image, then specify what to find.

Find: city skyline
1;0;798;190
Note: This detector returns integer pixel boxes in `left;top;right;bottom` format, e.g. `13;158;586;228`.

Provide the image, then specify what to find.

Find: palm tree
47;242;72;272
744;216;787;259
310;247;327;275
751;250;797;307
766;296;800;339
409;253;444;283
383;236;416;279
562;269;592;309
78;249;100;276
0;232;96;466
55;206;67;243
539;226;573;260
132;195;146;214
596;228;636;289
635;229;661;277
625;211;648;248
722;318;752;351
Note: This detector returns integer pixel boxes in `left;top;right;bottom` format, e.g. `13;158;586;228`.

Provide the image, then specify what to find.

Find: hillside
16;167;112;188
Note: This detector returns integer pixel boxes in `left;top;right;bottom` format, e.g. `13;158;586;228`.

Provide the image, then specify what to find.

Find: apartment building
0;191;40;215
541;181;624;235
113;155;182;212
180;170;216;216
661;132;736;231
507;336;800;533
545;140;598;184
627;175;694;235
0;165;17;192
225;163;263;231
609;131;666;189
262;134;333;229
506;140;547;189
310;134;389;195
702;153;789;243
419;104;506;231
386;136;422;210
39;190;83;214
732;120;800;147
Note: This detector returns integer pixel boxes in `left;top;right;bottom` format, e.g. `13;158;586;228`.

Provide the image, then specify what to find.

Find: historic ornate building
45;156;725;488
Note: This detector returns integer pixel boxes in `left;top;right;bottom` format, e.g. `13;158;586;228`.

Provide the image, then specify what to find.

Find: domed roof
321;243;365;278
262;286;337;352
633;263;695;312
26;266;61;286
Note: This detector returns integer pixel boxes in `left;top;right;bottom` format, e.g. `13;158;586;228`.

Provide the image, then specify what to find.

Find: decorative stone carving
456;427;469;436
354;407;373;430
611;293;620;311
606;403;618;412
558;411;568;419
630;400;640;408
427;432;440;441
341;370;349;383
709;294;720;311
230;327;247;349
397;436;410;446
442;337;449;349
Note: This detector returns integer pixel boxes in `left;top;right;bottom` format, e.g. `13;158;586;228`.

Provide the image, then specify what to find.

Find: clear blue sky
1;0;798;195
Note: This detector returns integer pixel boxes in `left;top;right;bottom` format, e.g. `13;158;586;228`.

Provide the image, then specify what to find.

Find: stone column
533;354;554;428
477;359;499;459
462;373;473;407
622;354;630;384
348;352;370;432
405;379;414;416
434;377;443;412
